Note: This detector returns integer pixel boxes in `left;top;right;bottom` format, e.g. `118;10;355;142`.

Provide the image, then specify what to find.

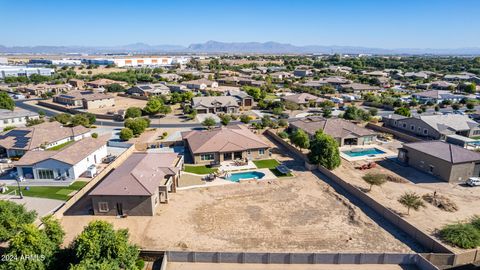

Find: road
16;99;479;129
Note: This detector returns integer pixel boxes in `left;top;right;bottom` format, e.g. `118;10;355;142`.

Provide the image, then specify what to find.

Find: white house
15;136;108;181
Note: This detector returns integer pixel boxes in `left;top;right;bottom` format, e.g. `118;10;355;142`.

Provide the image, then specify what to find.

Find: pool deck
177;168;277;190
339;144;397;162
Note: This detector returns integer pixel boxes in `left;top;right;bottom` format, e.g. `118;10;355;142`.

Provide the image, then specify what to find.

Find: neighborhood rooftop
403;141;480;164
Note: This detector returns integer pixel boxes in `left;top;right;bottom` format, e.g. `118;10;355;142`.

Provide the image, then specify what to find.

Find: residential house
383;114;480;140
68;79;85;88
20;83;72;96
89;152;183;216
192;96;239;114
226;89;254;109
15;136;108;181
293;69;312;77
156;73;182;81
363;71;388;77
404;72;429;80
0;109;39;129
182;125;270;165
127;83;170;97
166;84;188;93
86;79;128;88
0;121;90;158
340;83;381;93
182;78;218;90
444;72;480;83
53;90;115;109
289;117;377;146
398;141;480;183
281;93;325;107
411;90;463;104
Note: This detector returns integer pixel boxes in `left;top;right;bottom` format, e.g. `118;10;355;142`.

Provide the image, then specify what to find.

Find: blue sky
2;0;479;48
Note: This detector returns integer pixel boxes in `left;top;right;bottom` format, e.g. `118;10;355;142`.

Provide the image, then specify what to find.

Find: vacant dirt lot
87;94;147;114
61;170;413;252
334;158;480;252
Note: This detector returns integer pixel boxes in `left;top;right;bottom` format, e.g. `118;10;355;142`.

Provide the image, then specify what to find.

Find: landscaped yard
184;165;217;175
11;181;88;201
47;140;74;151
253;159;293;177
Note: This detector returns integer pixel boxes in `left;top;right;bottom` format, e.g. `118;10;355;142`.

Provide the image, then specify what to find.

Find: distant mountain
1;41;480;55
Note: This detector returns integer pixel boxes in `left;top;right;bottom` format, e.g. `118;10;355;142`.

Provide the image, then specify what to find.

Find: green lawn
184;165;217;175
472;136;480;140
10;181;88;201
265;93;277;100
253;159;280;169
46;140;74;151
253;159;292;177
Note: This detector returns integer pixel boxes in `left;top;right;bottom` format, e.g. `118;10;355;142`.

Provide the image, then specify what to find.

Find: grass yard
253;159;293;177
184;165;217;175
47;140;74;151
11;181;88;201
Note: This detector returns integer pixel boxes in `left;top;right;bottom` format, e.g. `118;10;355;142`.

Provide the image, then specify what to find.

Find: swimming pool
342;148;386;157
227;171;265;182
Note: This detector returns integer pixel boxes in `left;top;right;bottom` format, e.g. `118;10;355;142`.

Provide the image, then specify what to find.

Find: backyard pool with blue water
227;171;265;182
342;147;385;157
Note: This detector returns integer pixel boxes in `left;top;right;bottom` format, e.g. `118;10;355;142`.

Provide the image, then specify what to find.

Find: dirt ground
334;157;480;252
61;170;413;253
87;94;147;114
165;262;417;270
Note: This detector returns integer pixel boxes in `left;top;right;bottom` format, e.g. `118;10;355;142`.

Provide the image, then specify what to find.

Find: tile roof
192;96;239;108
54;90;113;101
418;114;478;132
181;125;269;154
89;152;180;196
290;117;376;138
0;121;90;150
15;135;108;166
281;93;324;104
404;141;480;164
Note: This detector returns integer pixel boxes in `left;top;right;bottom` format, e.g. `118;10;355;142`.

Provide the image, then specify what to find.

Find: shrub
439;223;480;249
278;131;289;139
3;126;15;132
91;133;98;139
119;128;133;141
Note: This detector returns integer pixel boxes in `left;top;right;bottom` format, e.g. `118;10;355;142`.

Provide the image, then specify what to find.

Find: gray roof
0;109;38;120
418;114;478;133
89;153;180;196
404;141;480;164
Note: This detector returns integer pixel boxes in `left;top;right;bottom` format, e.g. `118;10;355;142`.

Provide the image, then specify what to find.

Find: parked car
102;155;116;164
0;158;12;164
466;177;480;187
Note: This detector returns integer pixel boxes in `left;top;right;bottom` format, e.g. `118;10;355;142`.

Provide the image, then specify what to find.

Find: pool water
228;171;265;182
342;148;385;157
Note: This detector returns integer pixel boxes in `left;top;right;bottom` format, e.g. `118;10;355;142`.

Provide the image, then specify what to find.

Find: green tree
394;107;411;117
289;129;310;149
125;107;142;119
70;220;140;270
219;114;231;126
467;102;475;110
105;83;126;92
85;113;96;126
398;192;424;215
452;103;461;111
362;173;386;191
434;105;440;112
0;200;37;242
368;108;378;116
464;82;477;94
143;97;162;115
0;92;15;111
308;131;341;170
2;224;57;270
53;113;72;125
119;128;133;141
124;118;149;135
41;215;65;247
278;118;288;128
38;110;46;118
202;117;216;129
71;114;91;127
322;107;332;118
261;115;273;128
240;114;251;124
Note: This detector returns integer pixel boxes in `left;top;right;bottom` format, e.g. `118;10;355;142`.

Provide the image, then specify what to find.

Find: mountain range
1;41;480;55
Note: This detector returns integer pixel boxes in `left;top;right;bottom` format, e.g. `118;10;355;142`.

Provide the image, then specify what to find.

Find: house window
429;165;434;173
37;169;54;179
247;150;251;155
402;123;407;128
200;153;214;161
98;202;109;212
410;125;415;131
423;129;428;135
418;127;421;132
259;149;265;155
474;130;480;135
